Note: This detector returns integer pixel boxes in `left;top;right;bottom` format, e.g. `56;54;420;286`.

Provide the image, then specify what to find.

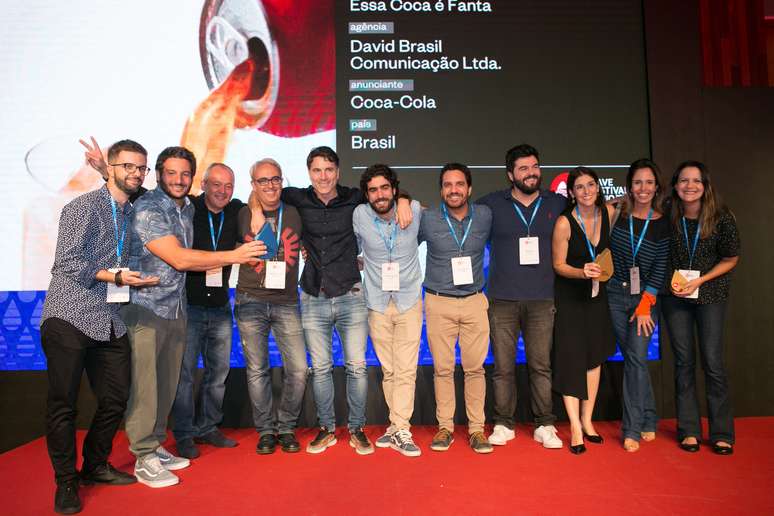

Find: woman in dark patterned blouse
661;161;740;455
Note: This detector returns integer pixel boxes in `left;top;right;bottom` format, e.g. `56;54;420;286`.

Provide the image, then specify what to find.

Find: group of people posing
40;140;739;515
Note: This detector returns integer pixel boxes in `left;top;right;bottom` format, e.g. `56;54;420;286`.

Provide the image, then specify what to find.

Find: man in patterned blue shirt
41;139;160;514
121;146;265;489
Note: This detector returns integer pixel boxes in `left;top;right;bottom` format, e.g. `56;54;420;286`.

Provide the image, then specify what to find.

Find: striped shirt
609;214;670;295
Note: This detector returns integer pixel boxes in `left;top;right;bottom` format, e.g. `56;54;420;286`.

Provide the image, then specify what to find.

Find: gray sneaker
390;429;421;457
155;445;190;471
134;454;179;488
375;426;394;448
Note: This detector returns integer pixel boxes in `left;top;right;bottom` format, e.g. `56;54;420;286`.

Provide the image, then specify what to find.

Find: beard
512;174;542;195
443;193;468;208
160;179;191;199
114;174;141;195
370;197;395;215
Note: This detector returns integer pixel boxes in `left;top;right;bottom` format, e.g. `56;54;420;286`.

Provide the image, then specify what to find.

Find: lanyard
208;211;224;251
374;216;398;262
110;198;126;266
575;205;598;261
271;203;284;259
441;203;474;255
681;216;701;269
629;208;653;267
512;197;542;237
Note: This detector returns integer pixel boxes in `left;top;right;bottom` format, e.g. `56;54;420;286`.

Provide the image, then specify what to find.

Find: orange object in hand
635;291;657;317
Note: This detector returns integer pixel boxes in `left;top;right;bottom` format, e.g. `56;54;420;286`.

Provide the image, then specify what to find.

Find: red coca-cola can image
199;0;336;138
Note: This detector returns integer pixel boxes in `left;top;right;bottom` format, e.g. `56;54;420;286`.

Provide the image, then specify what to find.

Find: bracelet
115;270;124;287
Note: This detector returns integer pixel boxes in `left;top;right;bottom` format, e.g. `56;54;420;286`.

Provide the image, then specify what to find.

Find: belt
424;288;483;299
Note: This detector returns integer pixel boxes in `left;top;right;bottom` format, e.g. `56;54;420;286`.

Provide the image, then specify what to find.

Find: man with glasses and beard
477;144;566;450
41;140;160;514
352;164;423;456
122;146;265;488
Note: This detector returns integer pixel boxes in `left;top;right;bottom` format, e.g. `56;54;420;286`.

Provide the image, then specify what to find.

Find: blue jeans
301;284;369;431
172;303;232;441
607;280;658;441
234;292;308;436
661;296;734;444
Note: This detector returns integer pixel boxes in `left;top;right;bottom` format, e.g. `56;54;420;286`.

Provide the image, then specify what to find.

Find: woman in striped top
607;159;670;452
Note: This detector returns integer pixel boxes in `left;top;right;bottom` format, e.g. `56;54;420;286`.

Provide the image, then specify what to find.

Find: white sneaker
155;445;191;470
488;424;515;446
533;425;563;449
134;454;179;488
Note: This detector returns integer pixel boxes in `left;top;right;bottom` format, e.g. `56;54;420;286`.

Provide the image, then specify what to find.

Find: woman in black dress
552;167;616;454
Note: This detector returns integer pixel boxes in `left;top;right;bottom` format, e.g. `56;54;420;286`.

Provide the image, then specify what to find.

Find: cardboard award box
595;248;614;282
671;270;689;290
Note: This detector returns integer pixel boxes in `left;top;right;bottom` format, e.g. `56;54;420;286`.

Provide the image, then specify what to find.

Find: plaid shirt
41;185;133;340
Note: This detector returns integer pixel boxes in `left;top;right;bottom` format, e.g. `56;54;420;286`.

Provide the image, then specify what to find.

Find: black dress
553;208;616;399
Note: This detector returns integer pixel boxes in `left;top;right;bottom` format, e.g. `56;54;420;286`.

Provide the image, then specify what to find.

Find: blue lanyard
441;203;474;255
629;208;653;267
272;202;284;251
681;216;701;269
512;197;542;236
374;216;398;261
110;198;126;266
575;205;598;261
208;211;224;251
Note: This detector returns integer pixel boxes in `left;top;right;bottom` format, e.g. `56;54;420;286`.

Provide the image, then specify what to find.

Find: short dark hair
505;144;539;173
155;146;196;175
359;164;399;201
566;166;606;210
439;163;472;188
306;146;339;169
107;139;147;163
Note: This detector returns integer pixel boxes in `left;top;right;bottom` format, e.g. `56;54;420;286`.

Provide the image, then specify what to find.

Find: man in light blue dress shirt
352;164;423;457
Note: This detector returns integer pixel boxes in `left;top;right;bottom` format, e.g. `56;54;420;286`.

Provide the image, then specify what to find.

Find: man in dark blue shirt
477;144;566;450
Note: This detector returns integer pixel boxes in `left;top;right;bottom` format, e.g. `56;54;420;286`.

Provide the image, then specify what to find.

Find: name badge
265;261;286;289
591;279;600;298
629;266;641;295
678;269;700;299
107;267;130;303
206;267;223;287
519;237;540;265
382;262;400;291
451;256;473;286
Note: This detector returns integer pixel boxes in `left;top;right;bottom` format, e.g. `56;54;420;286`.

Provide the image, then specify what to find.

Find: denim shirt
353;200;422;313
41;185;133;340
127;187;194;320
418;203;492;295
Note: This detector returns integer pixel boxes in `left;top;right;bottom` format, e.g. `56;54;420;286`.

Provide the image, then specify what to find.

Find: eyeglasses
252;176;283;186
110;163;150;175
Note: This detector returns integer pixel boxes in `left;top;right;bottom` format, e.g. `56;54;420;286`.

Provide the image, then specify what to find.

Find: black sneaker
54;480;81;514
195;429;238;448
175;438;201;459
80;462;136;485
256;434;277;455
277;432;301;453
349;428;375;455
306;428;337;454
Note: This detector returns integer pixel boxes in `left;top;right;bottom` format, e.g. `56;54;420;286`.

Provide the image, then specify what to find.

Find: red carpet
1;418;772;515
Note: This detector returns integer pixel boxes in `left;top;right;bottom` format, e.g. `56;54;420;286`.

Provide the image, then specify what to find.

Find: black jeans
660;297;734;444
41;318;131;484
488;298;557;428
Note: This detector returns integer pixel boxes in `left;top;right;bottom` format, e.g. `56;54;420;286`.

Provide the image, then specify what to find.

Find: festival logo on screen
550;172;569;198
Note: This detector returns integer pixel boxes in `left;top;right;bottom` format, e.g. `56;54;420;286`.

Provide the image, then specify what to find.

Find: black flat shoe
54;480;81;514
277;432;301;453
256;434;277;455
569;443;586;455
583;432;604;444
80;463;137;485
712;442;733;455
679;441;700;453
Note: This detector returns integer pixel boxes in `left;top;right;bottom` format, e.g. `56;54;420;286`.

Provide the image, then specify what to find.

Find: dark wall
3;1;773;454
644;0;774;417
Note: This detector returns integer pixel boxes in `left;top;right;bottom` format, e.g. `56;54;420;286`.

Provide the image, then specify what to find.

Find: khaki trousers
368;300;423;431
425;292;489;434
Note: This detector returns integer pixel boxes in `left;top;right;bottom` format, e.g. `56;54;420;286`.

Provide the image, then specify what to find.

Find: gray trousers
121;303;186;458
